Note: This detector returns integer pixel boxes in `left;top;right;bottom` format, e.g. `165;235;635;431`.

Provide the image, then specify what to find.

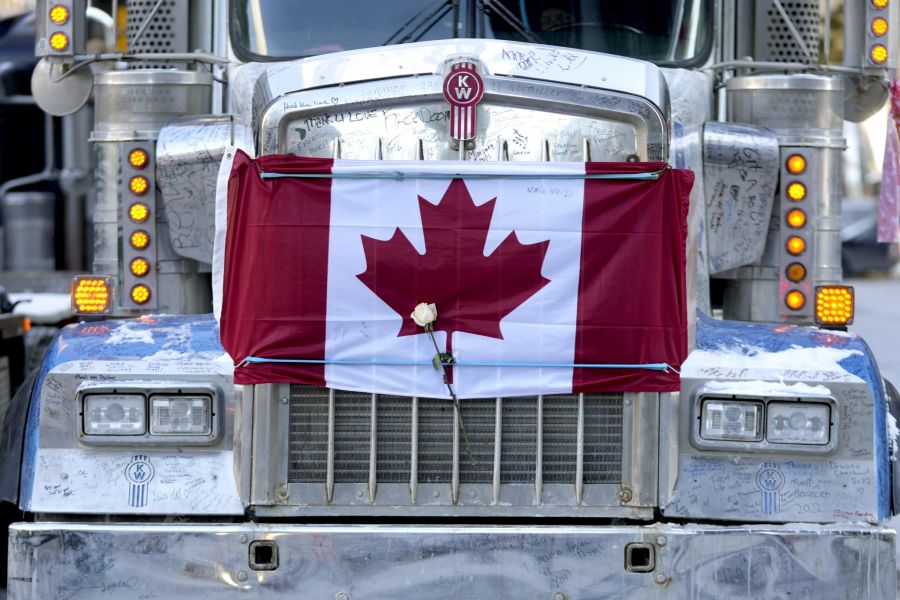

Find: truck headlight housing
84;394;146;435
766;402;830;445
150;396;212;435
700;399;763;441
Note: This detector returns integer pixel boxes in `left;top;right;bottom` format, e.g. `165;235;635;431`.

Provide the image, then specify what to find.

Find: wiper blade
383;0;456;46
478;0;542;45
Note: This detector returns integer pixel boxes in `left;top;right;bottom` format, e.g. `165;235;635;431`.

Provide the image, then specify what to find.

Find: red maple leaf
357;179;550;356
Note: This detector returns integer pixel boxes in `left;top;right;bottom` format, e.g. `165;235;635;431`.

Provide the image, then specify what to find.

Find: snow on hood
682;344;865;383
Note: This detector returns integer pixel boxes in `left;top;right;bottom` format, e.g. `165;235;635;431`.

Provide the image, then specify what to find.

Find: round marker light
130;230;150;250
786;236;806;256
130;257;150;277
785;290;806;311
128;202;149;223
786;182;807;201
786;154;806;175
49;5;70;25
786;262;807;283
872;0;889;9
872;17;889;36
871;44;888;64
128;148;149;169
49;32;69;51
131;284;151;305
786;208;807;228
129;176;149;196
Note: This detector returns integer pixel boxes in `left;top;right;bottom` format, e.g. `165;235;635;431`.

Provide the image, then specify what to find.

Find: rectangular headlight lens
150;395;212;435
84;394;145;435
700;399;763;441
766;402;830;445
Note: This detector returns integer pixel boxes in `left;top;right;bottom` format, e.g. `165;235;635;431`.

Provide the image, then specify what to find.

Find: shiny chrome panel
8;522;895;599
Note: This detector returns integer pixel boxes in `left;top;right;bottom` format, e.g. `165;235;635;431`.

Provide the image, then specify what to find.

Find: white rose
411;302;438;327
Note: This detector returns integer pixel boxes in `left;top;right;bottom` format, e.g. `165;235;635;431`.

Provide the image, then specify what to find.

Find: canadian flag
215;150;692;398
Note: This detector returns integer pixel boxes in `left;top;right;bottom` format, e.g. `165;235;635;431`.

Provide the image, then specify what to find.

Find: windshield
232;0;711;65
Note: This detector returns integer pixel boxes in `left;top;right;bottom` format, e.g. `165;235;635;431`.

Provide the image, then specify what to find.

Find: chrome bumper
8;522;896;599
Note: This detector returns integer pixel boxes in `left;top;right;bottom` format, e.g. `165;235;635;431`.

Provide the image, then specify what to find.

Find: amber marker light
786;182;807;202
128;148;148;169
130;257;150;277
786;154;806;175
872;17;889;36
49;32;69;51
129;176;149;196
71;276;113;315
871;44;888;64
786;208;807;228
785;290;806;311
129;202;149;223
131;284;151;305
815;286;855;326
130;230;150;250
49;5;70;25
786;262;807;283
872;0;889;9
786;236;806;255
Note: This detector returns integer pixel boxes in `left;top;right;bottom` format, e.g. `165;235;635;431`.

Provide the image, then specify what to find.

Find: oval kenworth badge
443;61;484;142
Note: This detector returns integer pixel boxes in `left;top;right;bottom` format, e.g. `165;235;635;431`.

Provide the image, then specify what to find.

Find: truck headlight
700;399;763;441
84;394;145;435
766;402;830;445
149;395;212;435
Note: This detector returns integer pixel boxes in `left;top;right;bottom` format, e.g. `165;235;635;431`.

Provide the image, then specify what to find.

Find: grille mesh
288;387;624;490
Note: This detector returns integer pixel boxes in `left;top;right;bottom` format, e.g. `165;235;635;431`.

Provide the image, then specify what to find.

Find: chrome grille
288;386;624;502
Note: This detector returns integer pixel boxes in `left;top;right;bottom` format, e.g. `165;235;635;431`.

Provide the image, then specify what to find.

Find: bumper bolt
236;570;248;582
336;593;350;600
656;535;667;546
653;572;669;585
277;485;289;500
618;486;633;503
552;593;568;600
239;534;248;544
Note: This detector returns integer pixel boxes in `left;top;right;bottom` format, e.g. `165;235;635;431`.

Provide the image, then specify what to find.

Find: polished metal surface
1;192;55;271
92;70;213;141
157;115;233;264
244;39;668;162
8;522;896;599
251;384;655;518
25;359;240;515
702;122;779;274
666;371;882;523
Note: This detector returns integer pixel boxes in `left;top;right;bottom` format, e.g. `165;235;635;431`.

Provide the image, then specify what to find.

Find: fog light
786;182;806;201
49;5;70;25
71;275;113;315
785;154;806;175
129;176;149;196
130;230;150;250
131;284;151;305
700;399;763;442
766;402;830;445
84;394;145;435
128;148;149;169
815;285;854;326
871;44;888;64
49;32;69;51
150;396;212;435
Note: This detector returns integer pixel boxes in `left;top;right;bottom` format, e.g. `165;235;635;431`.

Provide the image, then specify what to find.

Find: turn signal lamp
49;32;69;51
129;176;149;196
815;286;855;326
872;0;889;9
786;262;807;282
130;230;150;250
130;257;150;277
871;44;889;64
786;154;806;175
49;5;70;25
785;290;806;311
71;276;113;315
131;284;151;305
786;236;806;255
129;203;149;223
786;182;807;201
128;148;148;169
786;209;807;228
872;17;889;36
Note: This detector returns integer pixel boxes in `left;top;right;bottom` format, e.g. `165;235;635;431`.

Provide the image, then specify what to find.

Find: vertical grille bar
368;394;377;502
493;397;502;504
576;392;585;504
452;403;460;504
535;394;543;504
410;397;418;502
326;388;335;503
